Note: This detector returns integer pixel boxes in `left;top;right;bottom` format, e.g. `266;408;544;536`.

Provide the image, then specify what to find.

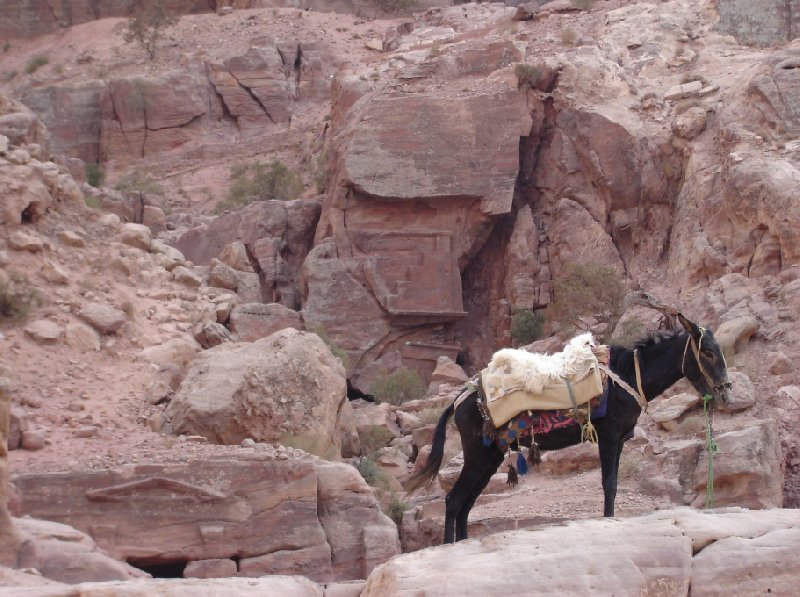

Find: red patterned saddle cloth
494;394;605;451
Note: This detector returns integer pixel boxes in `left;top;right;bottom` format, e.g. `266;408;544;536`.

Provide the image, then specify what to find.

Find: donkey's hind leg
454;446;504;541
444;464;485;543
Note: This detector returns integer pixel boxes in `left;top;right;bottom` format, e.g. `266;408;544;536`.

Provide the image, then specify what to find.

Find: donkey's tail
403;401;455;493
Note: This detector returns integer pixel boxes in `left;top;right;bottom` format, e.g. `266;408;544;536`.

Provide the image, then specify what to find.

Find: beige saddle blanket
482;333;607;427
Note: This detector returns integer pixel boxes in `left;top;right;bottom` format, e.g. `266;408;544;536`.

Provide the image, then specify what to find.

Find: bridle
680;327;732;398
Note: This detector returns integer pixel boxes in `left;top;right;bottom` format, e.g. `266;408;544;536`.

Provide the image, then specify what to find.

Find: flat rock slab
3;576;324;596
363;508;800;597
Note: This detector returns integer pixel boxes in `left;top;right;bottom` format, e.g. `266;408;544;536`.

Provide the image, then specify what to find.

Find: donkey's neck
616;332;689;402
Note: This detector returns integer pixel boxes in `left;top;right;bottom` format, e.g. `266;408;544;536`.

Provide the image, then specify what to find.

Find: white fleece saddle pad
482;333;605;427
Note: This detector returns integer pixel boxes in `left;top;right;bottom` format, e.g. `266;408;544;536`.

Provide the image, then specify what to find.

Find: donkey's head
677;314;731;409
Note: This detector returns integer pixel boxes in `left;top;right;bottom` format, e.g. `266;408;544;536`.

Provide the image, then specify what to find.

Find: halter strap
681;328;729;395
633;348;646;405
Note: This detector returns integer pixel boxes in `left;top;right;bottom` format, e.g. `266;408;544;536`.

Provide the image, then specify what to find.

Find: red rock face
305;83;532;390
100;72;209;163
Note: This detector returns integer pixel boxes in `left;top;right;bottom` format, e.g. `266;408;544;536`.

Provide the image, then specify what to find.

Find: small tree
548;263;625;341
511;308;545;346
371;367;426;406
84;163;105;188
124;1;178;60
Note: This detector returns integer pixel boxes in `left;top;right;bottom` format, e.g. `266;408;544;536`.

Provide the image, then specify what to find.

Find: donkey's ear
677;313;701;339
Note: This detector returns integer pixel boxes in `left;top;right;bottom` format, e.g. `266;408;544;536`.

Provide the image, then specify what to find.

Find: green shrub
358;424;395;455
85;163;105;188
372;0;418;15
84;195;102;210
215;159;303;213
0;272;41;321
355;456;392;489
570;0;595;10
514;63;541;89
386;494;411;524
511;308;545;346
123;0;179;60
25;54;49;74
115;172;163;196
548;262;625;341
371;367;426;406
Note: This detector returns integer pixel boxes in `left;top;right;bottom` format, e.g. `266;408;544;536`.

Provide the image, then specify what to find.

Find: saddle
481;333;608;427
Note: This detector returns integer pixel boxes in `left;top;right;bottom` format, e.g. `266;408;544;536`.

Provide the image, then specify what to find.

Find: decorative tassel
516;451;528;476
506;463;519;488
582;420;598;444
528;441;541;467
482;435;492;447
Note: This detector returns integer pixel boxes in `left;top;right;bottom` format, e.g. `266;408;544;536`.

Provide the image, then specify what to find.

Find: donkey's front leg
599;438;625;517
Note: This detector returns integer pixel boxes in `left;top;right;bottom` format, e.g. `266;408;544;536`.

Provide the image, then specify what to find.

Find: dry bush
548;262;625;341
358;424;395;455
0;272;41;321
416;407;443;426
611;319;645;348
124;0;179;60
514;63;541;89
618;449;643;480
561;27;578;46
216;159;303;213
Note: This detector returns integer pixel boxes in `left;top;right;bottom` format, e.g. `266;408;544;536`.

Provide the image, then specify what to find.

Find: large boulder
14;517;148;584
12;448;399;582
165;328;351;457
228;303;304;342
643;421;783;509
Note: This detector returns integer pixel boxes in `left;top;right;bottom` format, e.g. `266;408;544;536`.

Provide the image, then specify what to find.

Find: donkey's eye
701;350;716;360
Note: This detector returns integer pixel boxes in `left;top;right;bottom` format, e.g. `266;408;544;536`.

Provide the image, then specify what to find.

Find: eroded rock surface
12;446;399;582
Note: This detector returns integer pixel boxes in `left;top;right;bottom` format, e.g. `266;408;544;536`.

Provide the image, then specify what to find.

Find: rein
702;393;718;508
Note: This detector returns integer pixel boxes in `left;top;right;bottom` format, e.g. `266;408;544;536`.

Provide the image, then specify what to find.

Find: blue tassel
516;451;528;476
482;435;492;447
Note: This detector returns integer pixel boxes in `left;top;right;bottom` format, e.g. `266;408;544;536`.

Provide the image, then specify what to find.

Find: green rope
703;393;718;508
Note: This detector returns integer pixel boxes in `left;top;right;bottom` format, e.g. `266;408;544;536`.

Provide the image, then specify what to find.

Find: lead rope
703;393;718;508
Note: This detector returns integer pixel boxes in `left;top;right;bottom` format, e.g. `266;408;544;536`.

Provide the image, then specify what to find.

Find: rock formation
12;445;399;582
364;508;800;596
164;328;357;457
